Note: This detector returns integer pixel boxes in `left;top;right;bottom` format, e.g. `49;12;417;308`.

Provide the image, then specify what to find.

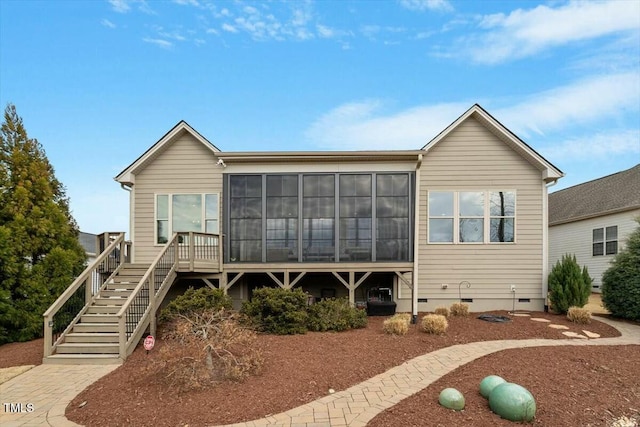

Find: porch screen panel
302;175;335;261
266;175;298;262
376;174;410;261
339;174;372;261
229;175;262;262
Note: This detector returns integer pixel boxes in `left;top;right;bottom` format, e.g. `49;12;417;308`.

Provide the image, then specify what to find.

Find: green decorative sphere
489;383;536;422
438;388;465;411
479;375;506;398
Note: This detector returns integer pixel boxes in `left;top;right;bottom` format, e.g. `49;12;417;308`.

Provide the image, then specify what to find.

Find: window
489;191;515;243
428;192;454;242
303;175;335;261
377;174;410;261
340;174;372;261
155;193;219;244
229;175;262;262
225;173;413;263
459;192;484;243
428;190;515;244
593;226;618;256
266;175;298;262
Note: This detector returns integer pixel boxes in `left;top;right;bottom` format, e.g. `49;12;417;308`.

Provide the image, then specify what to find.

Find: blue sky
1;0;639;235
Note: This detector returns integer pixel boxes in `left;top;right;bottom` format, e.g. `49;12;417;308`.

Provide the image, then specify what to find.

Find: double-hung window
428;190;515;244
155;193;219;244
593;226;617;256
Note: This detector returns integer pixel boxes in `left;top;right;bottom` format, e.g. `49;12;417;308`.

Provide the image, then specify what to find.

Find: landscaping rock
479;375;506;398
438;388;465;411
530;318;551;322
489;383;536;422
562;331;588;339
548;324;569;330
583;330;600;338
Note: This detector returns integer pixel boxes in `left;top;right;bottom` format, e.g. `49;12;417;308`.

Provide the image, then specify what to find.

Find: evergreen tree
0;104;86;343
548;254;591;314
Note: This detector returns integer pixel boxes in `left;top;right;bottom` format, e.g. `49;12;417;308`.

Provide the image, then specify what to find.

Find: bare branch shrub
434;306;450;318
567;306;591;324
421;314;448;335
152;309;263;391
450;302;469;317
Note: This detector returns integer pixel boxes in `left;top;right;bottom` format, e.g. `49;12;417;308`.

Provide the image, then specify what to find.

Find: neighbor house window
428;190;515;244
155;193;219;244
593;226;617;256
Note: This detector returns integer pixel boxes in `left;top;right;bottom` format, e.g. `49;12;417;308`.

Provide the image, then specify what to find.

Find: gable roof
115;120;220;185
549;164;640;226
78;232;97;255
422;104;563;182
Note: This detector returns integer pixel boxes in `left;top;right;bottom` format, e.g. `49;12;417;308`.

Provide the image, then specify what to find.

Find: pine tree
0;104;86;343
548;254;591;314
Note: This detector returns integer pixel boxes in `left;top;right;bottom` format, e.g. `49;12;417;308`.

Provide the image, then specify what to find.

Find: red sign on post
143;335;155;351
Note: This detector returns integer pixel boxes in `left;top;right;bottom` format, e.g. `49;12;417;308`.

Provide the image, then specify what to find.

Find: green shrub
241;287;309;334
421;314;448;334
548;254;591;314
307;298;367;332
159;287;232;323
602;221;640;321
567;306;591;324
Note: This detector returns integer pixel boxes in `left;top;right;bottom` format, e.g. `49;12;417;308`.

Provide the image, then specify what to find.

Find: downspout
412;154;423;324
120;183;134;263
542;178;558;312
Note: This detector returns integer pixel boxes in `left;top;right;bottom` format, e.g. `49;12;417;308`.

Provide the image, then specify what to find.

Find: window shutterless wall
223;172;415;263
154;193;220;244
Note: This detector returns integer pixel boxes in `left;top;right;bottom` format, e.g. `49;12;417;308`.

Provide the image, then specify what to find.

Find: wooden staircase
43;231;221;365
44;263;149;364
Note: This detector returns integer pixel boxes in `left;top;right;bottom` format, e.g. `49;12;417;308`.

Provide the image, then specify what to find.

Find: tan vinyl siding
132;130;223;264
417;117;545;311
549;209;639;292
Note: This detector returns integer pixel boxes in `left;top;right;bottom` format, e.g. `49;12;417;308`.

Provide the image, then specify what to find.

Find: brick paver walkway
1;317;638;427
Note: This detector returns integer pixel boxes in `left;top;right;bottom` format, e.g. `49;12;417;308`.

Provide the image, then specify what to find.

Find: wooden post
149;273;156;336
43;316;52;357
189;232;195;271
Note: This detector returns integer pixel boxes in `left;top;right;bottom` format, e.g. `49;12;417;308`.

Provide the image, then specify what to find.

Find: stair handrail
116;233;180;359
43;232;127;357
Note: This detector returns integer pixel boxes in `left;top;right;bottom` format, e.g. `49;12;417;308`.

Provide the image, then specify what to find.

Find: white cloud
101;19;116;29
305;100;469;150
173;0;200;6
540;130;640;161
142;37;173;49
399;0;453;12
494;72;640;137
305;71;640;151
221;23;238;33
108;0;130;13
464;0;640;64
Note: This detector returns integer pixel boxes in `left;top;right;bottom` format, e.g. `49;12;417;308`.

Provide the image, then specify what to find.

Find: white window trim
154;193;220;246
427;190;517;245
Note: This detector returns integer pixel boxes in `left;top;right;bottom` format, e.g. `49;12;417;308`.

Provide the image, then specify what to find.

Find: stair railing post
174;235;180;271
189;232;195;271
149;271;156;337
218;234;223;272
118;313;126;360
43;315;52;357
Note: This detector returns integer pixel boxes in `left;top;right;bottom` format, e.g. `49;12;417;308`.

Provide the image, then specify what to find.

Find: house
549;164;640;292
43;104;563;363
78;231;98;264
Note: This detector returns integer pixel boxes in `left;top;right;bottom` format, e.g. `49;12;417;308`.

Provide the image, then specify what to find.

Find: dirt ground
1;311;636;427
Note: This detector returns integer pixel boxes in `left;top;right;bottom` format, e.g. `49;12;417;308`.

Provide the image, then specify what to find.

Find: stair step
43;354;123;365
65;332;119;343
81;314;119;323
56;343;119;354
73;323;118;333
100;290;133;298
86;305;120;314
106;283;138;290
94;297;125;306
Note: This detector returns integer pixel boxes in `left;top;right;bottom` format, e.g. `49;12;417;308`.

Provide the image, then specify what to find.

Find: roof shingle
549;164;640;225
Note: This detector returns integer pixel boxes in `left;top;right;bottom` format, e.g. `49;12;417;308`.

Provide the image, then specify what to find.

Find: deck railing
43;232;131;357
117;232;220;359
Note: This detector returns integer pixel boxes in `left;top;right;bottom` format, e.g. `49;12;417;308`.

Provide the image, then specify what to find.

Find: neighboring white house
549;164;640;292
78;231;98;264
